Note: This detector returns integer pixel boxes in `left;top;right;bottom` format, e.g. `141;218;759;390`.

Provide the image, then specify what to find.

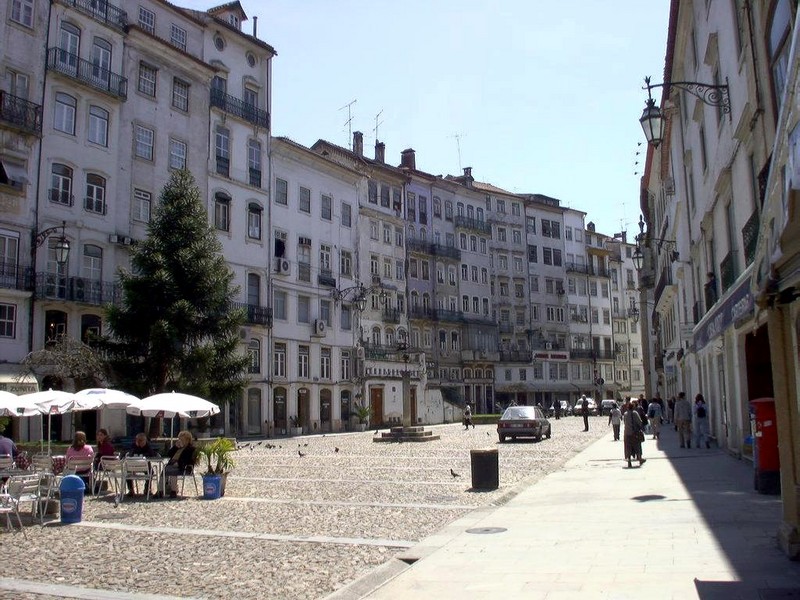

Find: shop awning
0;365;39;394
0;161;30;186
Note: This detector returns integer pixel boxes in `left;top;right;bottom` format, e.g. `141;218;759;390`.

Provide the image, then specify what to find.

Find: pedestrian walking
608;403;622;441
693;393;711;449
647;398;663;440
581;395;590;432
623;401;646;468
673;392;692;448
463;404;474;430
666;396;675;424
554;400;561;420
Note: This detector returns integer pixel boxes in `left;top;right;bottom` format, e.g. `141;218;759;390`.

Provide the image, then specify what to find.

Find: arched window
768;0;794;110
214;192;231;231
247;202;262;239
50;163;73;204
422;293;431;310
247;273;260;306
58;22;80;73
371;326;382;346
248;339;260;373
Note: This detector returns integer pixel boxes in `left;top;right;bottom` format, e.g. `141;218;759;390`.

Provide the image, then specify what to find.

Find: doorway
320;389;332;432
369;387;384;427
273;387;287;433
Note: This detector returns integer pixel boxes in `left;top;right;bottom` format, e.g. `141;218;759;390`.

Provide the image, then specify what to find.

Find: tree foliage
104;169;248;404
22;337;106;389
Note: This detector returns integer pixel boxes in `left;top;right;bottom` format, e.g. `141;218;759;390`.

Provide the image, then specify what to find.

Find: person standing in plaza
647;398;663;440
608;402;622;441
673;392;692;448
463;404;474;430
693;393;711;449
666;396;676;425
581;394;590;432
623;400;646;468
554;400;561;420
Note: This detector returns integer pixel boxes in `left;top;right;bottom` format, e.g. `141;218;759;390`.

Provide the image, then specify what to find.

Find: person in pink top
93;428;115;470
65;431;94;477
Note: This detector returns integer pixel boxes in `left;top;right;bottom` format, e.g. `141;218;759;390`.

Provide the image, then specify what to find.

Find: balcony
216;155;229;177
232;302;272;326
409;306;435;320
435;308;464;323
454;216;492;235
0;92;42;135
693;301;703;324
742;209;759;266
0;262;30;292
33;274;121;305
210;88;270;129
720;251;737;293
68;0;128;32
47;48;127;100
704;277;718;310
362;342;406;362
317;272;336;288
653;265;673;305
498;322;514;333
406;238;461;261
249;168;262;188
570;348;595;360
499;350;532;363
382;307;402;324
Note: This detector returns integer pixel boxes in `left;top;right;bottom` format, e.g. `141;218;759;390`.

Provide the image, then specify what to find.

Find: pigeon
374;429;379;435
249;446;254;452
303;443;308;447
450;469;460;478
486;432;490;436
334;447;340;453
298;450;306;457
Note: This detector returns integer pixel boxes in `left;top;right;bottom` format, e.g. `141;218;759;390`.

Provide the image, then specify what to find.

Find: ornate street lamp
330;282;387;312
628;297;640;324
639;76;730;148
32;220;70;266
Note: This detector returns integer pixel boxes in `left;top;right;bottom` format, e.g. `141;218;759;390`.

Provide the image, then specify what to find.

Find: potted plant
288;415;303;436
198;437;236;499
353;403;372;432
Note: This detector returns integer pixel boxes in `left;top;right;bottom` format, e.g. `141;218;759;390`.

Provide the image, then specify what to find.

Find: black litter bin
470;448;499;490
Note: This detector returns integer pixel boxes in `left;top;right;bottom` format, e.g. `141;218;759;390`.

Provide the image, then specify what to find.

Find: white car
573;398;598;416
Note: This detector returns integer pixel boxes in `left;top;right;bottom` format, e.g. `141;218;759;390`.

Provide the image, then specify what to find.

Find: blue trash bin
60;475;85;524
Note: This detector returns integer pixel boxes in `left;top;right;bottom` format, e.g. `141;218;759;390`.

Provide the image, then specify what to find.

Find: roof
311;139;408;179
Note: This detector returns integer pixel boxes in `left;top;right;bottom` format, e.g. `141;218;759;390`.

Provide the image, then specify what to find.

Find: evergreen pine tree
105;170;248;413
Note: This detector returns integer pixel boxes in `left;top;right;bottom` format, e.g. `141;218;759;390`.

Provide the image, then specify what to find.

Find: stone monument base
373;425;440;443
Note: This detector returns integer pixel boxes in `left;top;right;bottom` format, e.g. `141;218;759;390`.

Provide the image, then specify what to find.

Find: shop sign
693;278;754;351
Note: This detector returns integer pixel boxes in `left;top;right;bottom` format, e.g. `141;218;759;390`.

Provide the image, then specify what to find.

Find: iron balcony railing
454;216;492;235
249;168;262;188
498;322;514;333
68;0;128;32
317;272;336;288
704;278;718;310
216;155;229;177
49;189;74;206
409;306;435;320
436;308;464;323
405;238;461;261
0;91;42;134
33;273;122;305
232;302;272;326
742;209;759;266
382;307;402;323
0;262;29;292
47;48;127;100
210;88;270;128
569;348;613;361
653;264;673;305
498;350;532;363
720;251;737;293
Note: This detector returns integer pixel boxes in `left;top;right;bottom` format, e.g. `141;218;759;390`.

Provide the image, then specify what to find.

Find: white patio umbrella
75;388;141;410
20;389;99;454
0;390;44;417
126;392;220;441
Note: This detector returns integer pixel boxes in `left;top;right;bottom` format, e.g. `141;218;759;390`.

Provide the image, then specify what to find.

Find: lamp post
639;76;731;148
28;221;70;352
396;329;411;429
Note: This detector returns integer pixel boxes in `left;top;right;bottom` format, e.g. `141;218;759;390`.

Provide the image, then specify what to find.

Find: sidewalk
352;424;800;599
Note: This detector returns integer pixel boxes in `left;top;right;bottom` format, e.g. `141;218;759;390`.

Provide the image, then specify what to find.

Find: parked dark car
497;405;551;442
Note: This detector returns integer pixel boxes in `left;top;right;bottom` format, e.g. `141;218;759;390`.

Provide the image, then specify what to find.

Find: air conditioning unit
108;234;119;244
74;277;86;302
276;258;290;274
545;342;553;350
312;319;326;336
356;346;366;360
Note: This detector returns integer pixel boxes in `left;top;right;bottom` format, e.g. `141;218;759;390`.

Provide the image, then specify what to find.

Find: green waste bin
470;448;499;490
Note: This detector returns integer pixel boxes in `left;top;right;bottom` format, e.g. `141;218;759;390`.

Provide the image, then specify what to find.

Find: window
340;250;352;277
768;0;793;109
133;189;151;222
383;224;391;244
90;37;111;87
0;300;17;339
10;0;34;27
273;342;286;377
368;180;377;204
321;348;331;379
247;339;260;373
57;23;79;73
50;163;72;205
321;194;332;221
82;244;102;282
215;127;229;176
273;290;286;320
134;125;154;160
275;178;288;205
84;174;105;214
244;86;258;108
214;193;230;231
137;62;157;97
298;346;309;378
172;78;189;111
138;6;155;33
248;140;261;187
169;138;187;170
445;200;453;220
54;93;76;135
380;185;390;208
299;186;311;213
247;203;262;239
407;191;416;221
297;296;310;323
342;202;351;227
433;196;441;217
88;106;108;146
170;24;187;51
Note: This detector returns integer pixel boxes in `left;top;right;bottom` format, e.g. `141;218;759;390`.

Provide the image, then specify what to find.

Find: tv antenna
339;99;357;149
449;133;465;170
373;109;384;142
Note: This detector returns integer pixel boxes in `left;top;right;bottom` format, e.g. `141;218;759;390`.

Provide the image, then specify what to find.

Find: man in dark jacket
581;395;590;431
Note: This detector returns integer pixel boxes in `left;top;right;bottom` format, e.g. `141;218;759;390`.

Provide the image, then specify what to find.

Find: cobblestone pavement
1;417;607;600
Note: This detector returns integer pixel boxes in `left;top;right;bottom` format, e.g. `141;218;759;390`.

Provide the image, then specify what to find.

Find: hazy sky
186;1;670;238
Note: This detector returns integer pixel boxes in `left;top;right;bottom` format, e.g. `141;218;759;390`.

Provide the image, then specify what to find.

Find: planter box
289;427;303;436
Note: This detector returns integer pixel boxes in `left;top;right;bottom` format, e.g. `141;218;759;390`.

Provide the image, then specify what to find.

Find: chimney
400;148;416;170
375;141;385;163
253;16;257;37
463;166;473;188
353;131;363;157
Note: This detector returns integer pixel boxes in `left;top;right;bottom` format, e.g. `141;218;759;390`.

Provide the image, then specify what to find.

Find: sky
186;1;671;239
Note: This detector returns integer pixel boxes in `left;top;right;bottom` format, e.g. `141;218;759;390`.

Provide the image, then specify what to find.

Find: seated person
126;433;158;496
158;430;196;499
0;431;18;459
93;428;116;470
65;431;94;485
